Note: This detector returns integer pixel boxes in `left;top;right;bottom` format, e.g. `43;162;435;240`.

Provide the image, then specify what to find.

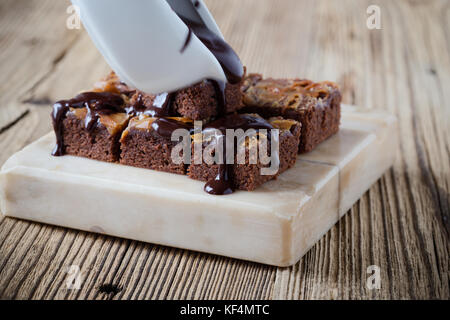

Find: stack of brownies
51;71;341;194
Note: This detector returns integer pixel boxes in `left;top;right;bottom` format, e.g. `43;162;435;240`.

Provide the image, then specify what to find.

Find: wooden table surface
0;0;448;300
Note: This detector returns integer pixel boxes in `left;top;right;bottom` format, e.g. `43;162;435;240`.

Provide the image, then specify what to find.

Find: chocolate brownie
127;80;242;120
172;80;242;120
93;71;243;120
50;72;306;195
241;74;341;153
119;116;193;174
188;114;301;194
51;92;130;162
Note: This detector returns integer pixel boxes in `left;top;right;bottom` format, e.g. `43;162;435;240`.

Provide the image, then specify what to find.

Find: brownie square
127;80;242;120
52;92;130;162
62;109;129;162
94;71;243;120
52;73;134;162
173;80;242;120
119;116;193;174
241;74;341;153
188;114;301;192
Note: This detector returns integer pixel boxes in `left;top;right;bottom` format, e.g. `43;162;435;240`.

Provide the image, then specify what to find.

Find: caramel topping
69;104;129;135
269;118;298;131
93;71;135;96
69;107;87;119
99;113;129;135
242;75;339;110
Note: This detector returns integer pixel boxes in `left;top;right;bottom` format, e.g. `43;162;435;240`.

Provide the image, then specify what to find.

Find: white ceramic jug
71;0;227;94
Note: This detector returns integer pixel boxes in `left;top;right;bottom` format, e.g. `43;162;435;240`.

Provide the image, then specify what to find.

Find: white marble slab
0;105;397;266
300;105;398;216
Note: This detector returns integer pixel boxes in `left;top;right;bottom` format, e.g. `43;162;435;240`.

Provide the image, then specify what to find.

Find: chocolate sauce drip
127;92;175;117
125;93;145;115
151;118;193;140
178;16;243;84
202;114;274;195
177;14;244;116
204;164;233;195
204;114;274;133
180;28;193;53
209;79;227;117
149;92;175;117
51;92;124;156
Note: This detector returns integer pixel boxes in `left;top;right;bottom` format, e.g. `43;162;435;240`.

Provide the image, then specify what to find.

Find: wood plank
269;0;449;300
0;0;81;129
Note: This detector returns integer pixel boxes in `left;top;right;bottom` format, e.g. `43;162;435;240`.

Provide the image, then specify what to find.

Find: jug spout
71;0;236;94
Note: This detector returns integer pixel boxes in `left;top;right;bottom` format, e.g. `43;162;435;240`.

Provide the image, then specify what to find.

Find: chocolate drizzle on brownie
202;114;275;195
127;92;176;117
51;92;124;156
151;118;194;140
209;79;227;117
149;92;176;117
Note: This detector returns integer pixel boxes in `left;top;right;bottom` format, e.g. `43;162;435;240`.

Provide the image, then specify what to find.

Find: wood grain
0;0;448;300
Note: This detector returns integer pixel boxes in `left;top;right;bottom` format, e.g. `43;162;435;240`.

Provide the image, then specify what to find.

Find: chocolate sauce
125;93;145;115
51;92;124;156
180;28;193;53
177;14;244;116
151;118;193;140
209;79;227;117
149;92;176;117
127;92;175;117
178;16;243;84
202;114;274;195
204;164;233;195
204;114;274;132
